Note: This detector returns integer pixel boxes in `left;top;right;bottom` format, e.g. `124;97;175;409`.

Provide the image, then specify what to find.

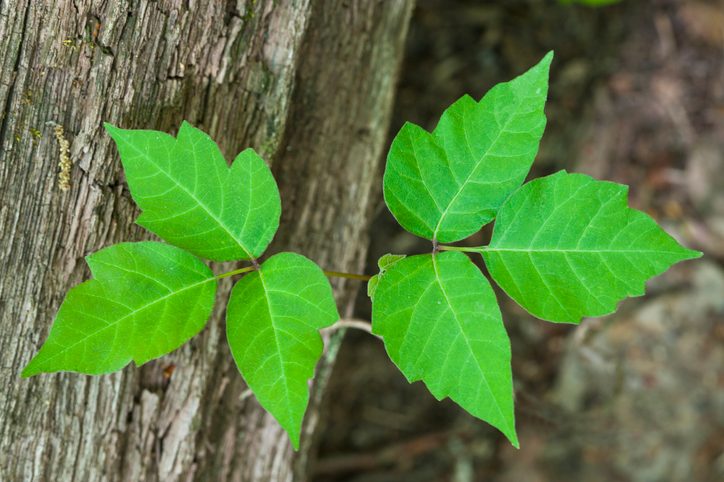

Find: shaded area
315;0;724;480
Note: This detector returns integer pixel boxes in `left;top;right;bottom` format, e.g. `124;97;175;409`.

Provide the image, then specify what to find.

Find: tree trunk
0;1;412;480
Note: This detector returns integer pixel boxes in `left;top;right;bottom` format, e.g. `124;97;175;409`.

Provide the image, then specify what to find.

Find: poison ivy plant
375;51;700;445
24;122;336;450
24;51;700;452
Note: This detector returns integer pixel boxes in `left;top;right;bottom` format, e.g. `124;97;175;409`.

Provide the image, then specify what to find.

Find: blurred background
313;0;724;480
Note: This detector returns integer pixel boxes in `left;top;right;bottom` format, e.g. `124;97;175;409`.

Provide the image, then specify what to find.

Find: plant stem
216;266;371;281
321;319;380;339
438;245;487;253
323;271;372;281
215;266;256;279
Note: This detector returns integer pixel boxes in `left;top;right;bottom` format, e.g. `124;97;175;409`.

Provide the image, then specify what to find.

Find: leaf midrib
430;254;513;438
256;268;295;429
486;247;688;254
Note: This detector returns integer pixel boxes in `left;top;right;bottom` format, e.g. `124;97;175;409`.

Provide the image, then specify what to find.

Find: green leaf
226;252;340;450
372;251;517;447
383;52;553;243
23;242;217;377
483;171;702;323
367;253;406;299
105;122;281;261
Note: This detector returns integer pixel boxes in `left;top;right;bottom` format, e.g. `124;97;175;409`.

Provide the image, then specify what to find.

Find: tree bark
0;1;412;480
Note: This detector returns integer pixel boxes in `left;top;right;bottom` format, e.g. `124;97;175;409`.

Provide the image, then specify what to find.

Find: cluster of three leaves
22;122;339;449
370;51;700;447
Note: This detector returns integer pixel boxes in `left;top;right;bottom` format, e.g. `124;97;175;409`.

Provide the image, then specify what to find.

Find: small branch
322;319;380;339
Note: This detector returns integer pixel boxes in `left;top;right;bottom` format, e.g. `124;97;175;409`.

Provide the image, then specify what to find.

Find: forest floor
314;1;724;481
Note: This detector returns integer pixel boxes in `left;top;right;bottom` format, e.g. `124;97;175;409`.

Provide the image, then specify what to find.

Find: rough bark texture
0;1;413;481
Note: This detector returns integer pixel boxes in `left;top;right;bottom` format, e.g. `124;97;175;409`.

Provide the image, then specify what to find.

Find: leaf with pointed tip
22;242;217;377
367;253;406;299
372;251;517;447
383;52;553;243
105;122;281;261
483;171;702;323
226;252;340;450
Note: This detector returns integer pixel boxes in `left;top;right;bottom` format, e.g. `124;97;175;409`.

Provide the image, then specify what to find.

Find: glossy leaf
226;252;340;450
372;251;517;446
105;122;281;261
23;242;217;377
484;171;702;323
383;52;552;243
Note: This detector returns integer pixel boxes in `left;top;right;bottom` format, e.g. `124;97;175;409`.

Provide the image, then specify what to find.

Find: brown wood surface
0;1;412;480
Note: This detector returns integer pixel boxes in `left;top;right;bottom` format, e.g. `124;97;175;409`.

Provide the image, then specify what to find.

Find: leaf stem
321;319;380;339
215;266;257;279
323;271;372;281
438;245;487;253
216;266;371;281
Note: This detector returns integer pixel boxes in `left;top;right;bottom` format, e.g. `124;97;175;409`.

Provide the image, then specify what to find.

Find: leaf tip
290;434;301;451
21;359;41;378
178;120;198;138
670;237;702;262
500;418;520;449
500;412;519;449
684;248;703;260
532;50;554;75
104;121;123;133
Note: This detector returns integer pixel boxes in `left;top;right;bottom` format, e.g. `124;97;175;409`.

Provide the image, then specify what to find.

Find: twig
322;319;380;339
